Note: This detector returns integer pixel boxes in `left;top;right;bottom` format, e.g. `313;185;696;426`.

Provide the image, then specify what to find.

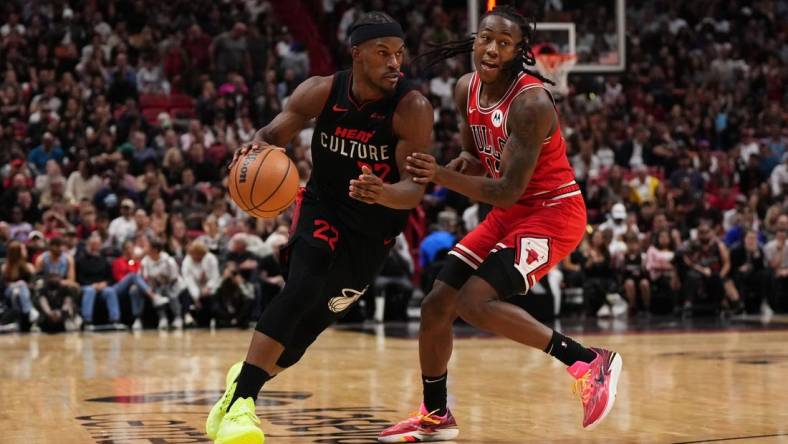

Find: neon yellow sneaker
215;397;265;444
206;361;244;440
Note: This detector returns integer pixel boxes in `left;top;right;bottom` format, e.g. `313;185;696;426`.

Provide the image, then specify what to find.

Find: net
534;52;576;97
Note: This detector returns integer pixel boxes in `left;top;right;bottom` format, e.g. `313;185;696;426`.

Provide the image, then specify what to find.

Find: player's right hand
406;152;437;184
228;141;284;170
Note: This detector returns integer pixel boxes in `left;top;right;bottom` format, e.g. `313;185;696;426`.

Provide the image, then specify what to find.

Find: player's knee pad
276;345;307;369
435;254;475;291
275;327;322;368
473;248;526;298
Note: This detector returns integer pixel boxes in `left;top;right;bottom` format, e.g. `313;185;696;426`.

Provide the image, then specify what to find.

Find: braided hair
413;5;554;85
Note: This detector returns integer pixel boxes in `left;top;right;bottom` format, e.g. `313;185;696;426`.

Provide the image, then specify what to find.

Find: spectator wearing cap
599;203;629;240
27;132;64;174
26;230;47;262
108;198;138;248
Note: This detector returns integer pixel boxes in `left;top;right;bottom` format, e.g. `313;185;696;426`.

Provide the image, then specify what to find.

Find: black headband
349;22;405;46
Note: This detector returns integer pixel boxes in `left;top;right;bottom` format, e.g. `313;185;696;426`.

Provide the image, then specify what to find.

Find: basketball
228;146;300;218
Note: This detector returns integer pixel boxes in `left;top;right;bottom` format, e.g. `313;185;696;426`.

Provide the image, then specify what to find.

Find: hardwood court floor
2;322;788;444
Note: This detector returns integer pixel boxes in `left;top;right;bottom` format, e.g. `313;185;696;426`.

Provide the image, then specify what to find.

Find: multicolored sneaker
378;403;459;442
206;361;244;440
214;397;265;444
567;347;623;429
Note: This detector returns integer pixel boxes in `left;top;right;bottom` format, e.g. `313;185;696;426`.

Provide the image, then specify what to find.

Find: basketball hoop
534;51;576;97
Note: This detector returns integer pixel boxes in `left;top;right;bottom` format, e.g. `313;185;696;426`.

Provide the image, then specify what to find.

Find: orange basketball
228;146;300;218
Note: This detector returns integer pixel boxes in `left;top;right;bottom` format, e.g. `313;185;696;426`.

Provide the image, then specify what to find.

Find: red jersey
466;72;577;203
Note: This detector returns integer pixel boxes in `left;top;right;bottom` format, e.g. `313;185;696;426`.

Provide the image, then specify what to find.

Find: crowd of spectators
0;0;786;333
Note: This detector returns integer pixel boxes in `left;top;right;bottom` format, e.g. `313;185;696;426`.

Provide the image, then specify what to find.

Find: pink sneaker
567;347;623;429
378;403;459;442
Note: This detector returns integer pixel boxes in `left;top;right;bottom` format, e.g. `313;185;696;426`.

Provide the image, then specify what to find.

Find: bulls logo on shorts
327;286;369;313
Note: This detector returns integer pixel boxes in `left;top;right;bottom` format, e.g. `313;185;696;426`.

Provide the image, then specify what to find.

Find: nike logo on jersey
327;286;369;313
333;104;349;112
370;112;386;120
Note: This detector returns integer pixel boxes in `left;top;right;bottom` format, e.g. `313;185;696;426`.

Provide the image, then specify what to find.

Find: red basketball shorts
444;191;586;295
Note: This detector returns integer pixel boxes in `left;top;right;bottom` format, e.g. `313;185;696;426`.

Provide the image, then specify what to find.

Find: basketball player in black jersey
205;12;434;444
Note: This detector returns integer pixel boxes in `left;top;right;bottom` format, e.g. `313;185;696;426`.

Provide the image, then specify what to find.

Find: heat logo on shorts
327;286;369;313
238;152;259;183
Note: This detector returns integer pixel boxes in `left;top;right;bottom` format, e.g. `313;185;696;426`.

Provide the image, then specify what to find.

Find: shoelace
572;370;593;405
227;405;261;425
401;410;442;426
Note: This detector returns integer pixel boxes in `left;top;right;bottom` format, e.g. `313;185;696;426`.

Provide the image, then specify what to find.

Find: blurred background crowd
0;0;786;333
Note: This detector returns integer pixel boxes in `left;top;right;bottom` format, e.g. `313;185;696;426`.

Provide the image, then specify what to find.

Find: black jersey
307;69;415;239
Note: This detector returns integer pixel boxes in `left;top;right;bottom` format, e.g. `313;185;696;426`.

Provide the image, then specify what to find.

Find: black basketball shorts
258;195;394;367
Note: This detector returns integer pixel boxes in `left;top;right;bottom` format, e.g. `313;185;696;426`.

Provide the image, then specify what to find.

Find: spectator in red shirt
112;239;160;330
112;239;141;281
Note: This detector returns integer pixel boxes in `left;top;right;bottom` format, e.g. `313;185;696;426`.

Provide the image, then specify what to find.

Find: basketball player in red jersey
379;6;622;442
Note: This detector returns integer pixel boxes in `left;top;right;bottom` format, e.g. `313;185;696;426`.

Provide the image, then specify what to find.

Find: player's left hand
406;152;437;184
349;166;384;204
